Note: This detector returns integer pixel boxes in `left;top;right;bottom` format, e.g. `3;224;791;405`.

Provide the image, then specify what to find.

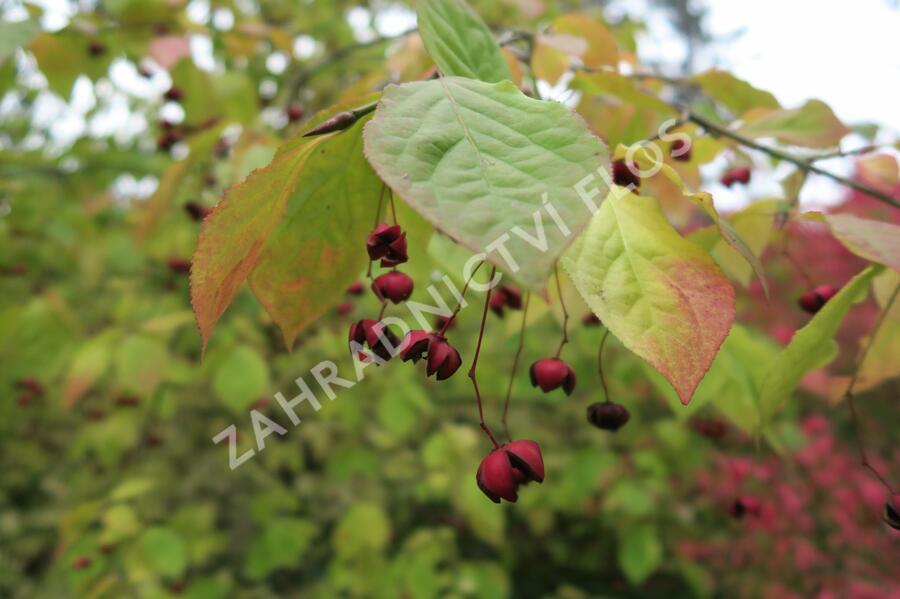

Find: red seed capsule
721;166;751;187
530;358;576;395
586;401;630;431
670;138;692;161
476;440;545;504
371;271;414;304
366;224;408;267
612;160;641;189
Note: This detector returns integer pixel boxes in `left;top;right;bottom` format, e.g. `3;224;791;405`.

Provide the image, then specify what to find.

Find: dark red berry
721;166;751;187
166;257;191;274
346;281;365;296
798;284;838;314
115;394;141;407
335;301;353;316
883;493;900;530
88;40;106;57
582;313;601;326
489;285;522;317
729;496;762;519
157;130;184;152
371;271;414;304
586;401;630;431
214;139;230;158
184;201;211;221
86;409;106;421
612;160;640;188
348;319;400;362
16;377;44;396
400;331;462;380
670;138;691;161
164;86;183;102
366;224;408;267
476;440;544;504
530;358;576;395
287;104;305;122
693;418;727;440
17;393;33;407
72;555;92;570
170;581;187;594
99;544;116;555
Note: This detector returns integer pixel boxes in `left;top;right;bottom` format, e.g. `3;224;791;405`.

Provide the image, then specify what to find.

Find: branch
686;111;900;210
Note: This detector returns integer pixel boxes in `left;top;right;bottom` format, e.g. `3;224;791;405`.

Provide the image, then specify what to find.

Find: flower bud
372;271;414;304
586;401;630;431
302;111;357;137
366;224;408;266
530;358;576;395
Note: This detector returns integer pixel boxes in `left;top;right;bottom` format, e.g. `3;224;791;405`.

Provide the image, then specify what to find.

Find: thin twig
687;111;900;210
502;292;531;441
844;282;900;493
554;265;569;358
438;261;485;335
597;329;611;402
469;266;501;448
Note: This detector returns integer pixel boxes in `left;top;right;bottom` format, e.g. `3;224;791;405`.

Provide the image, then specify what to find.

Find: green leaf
816;212;900;273
416;0;511;83
248;114;380;348
244;519;316;580
62;332;114;407
0;18;39;65
364;77;610;291
114;335;168;395
333;502;391;560
212;345;269;413
737;99;850;148
139;527;187;579
562;191;735;405
691;70;780;116
570;71;676;115
758;265;882;424
618;524;662;585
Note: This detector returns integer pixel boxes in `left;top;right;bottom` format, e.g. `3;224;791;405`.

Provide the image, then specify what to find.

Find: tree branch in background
686;111;900;210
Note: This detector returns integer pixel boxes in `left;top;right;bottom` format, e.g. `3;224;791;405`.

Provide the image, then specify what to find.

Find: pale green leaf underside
562;191;735;405
758;264;882;424
363;77;609;291
416;0;511;83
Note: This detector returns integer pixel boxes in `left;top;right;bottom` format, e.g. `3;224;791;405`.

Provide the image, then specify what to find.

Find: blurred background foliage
1;0;899;598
